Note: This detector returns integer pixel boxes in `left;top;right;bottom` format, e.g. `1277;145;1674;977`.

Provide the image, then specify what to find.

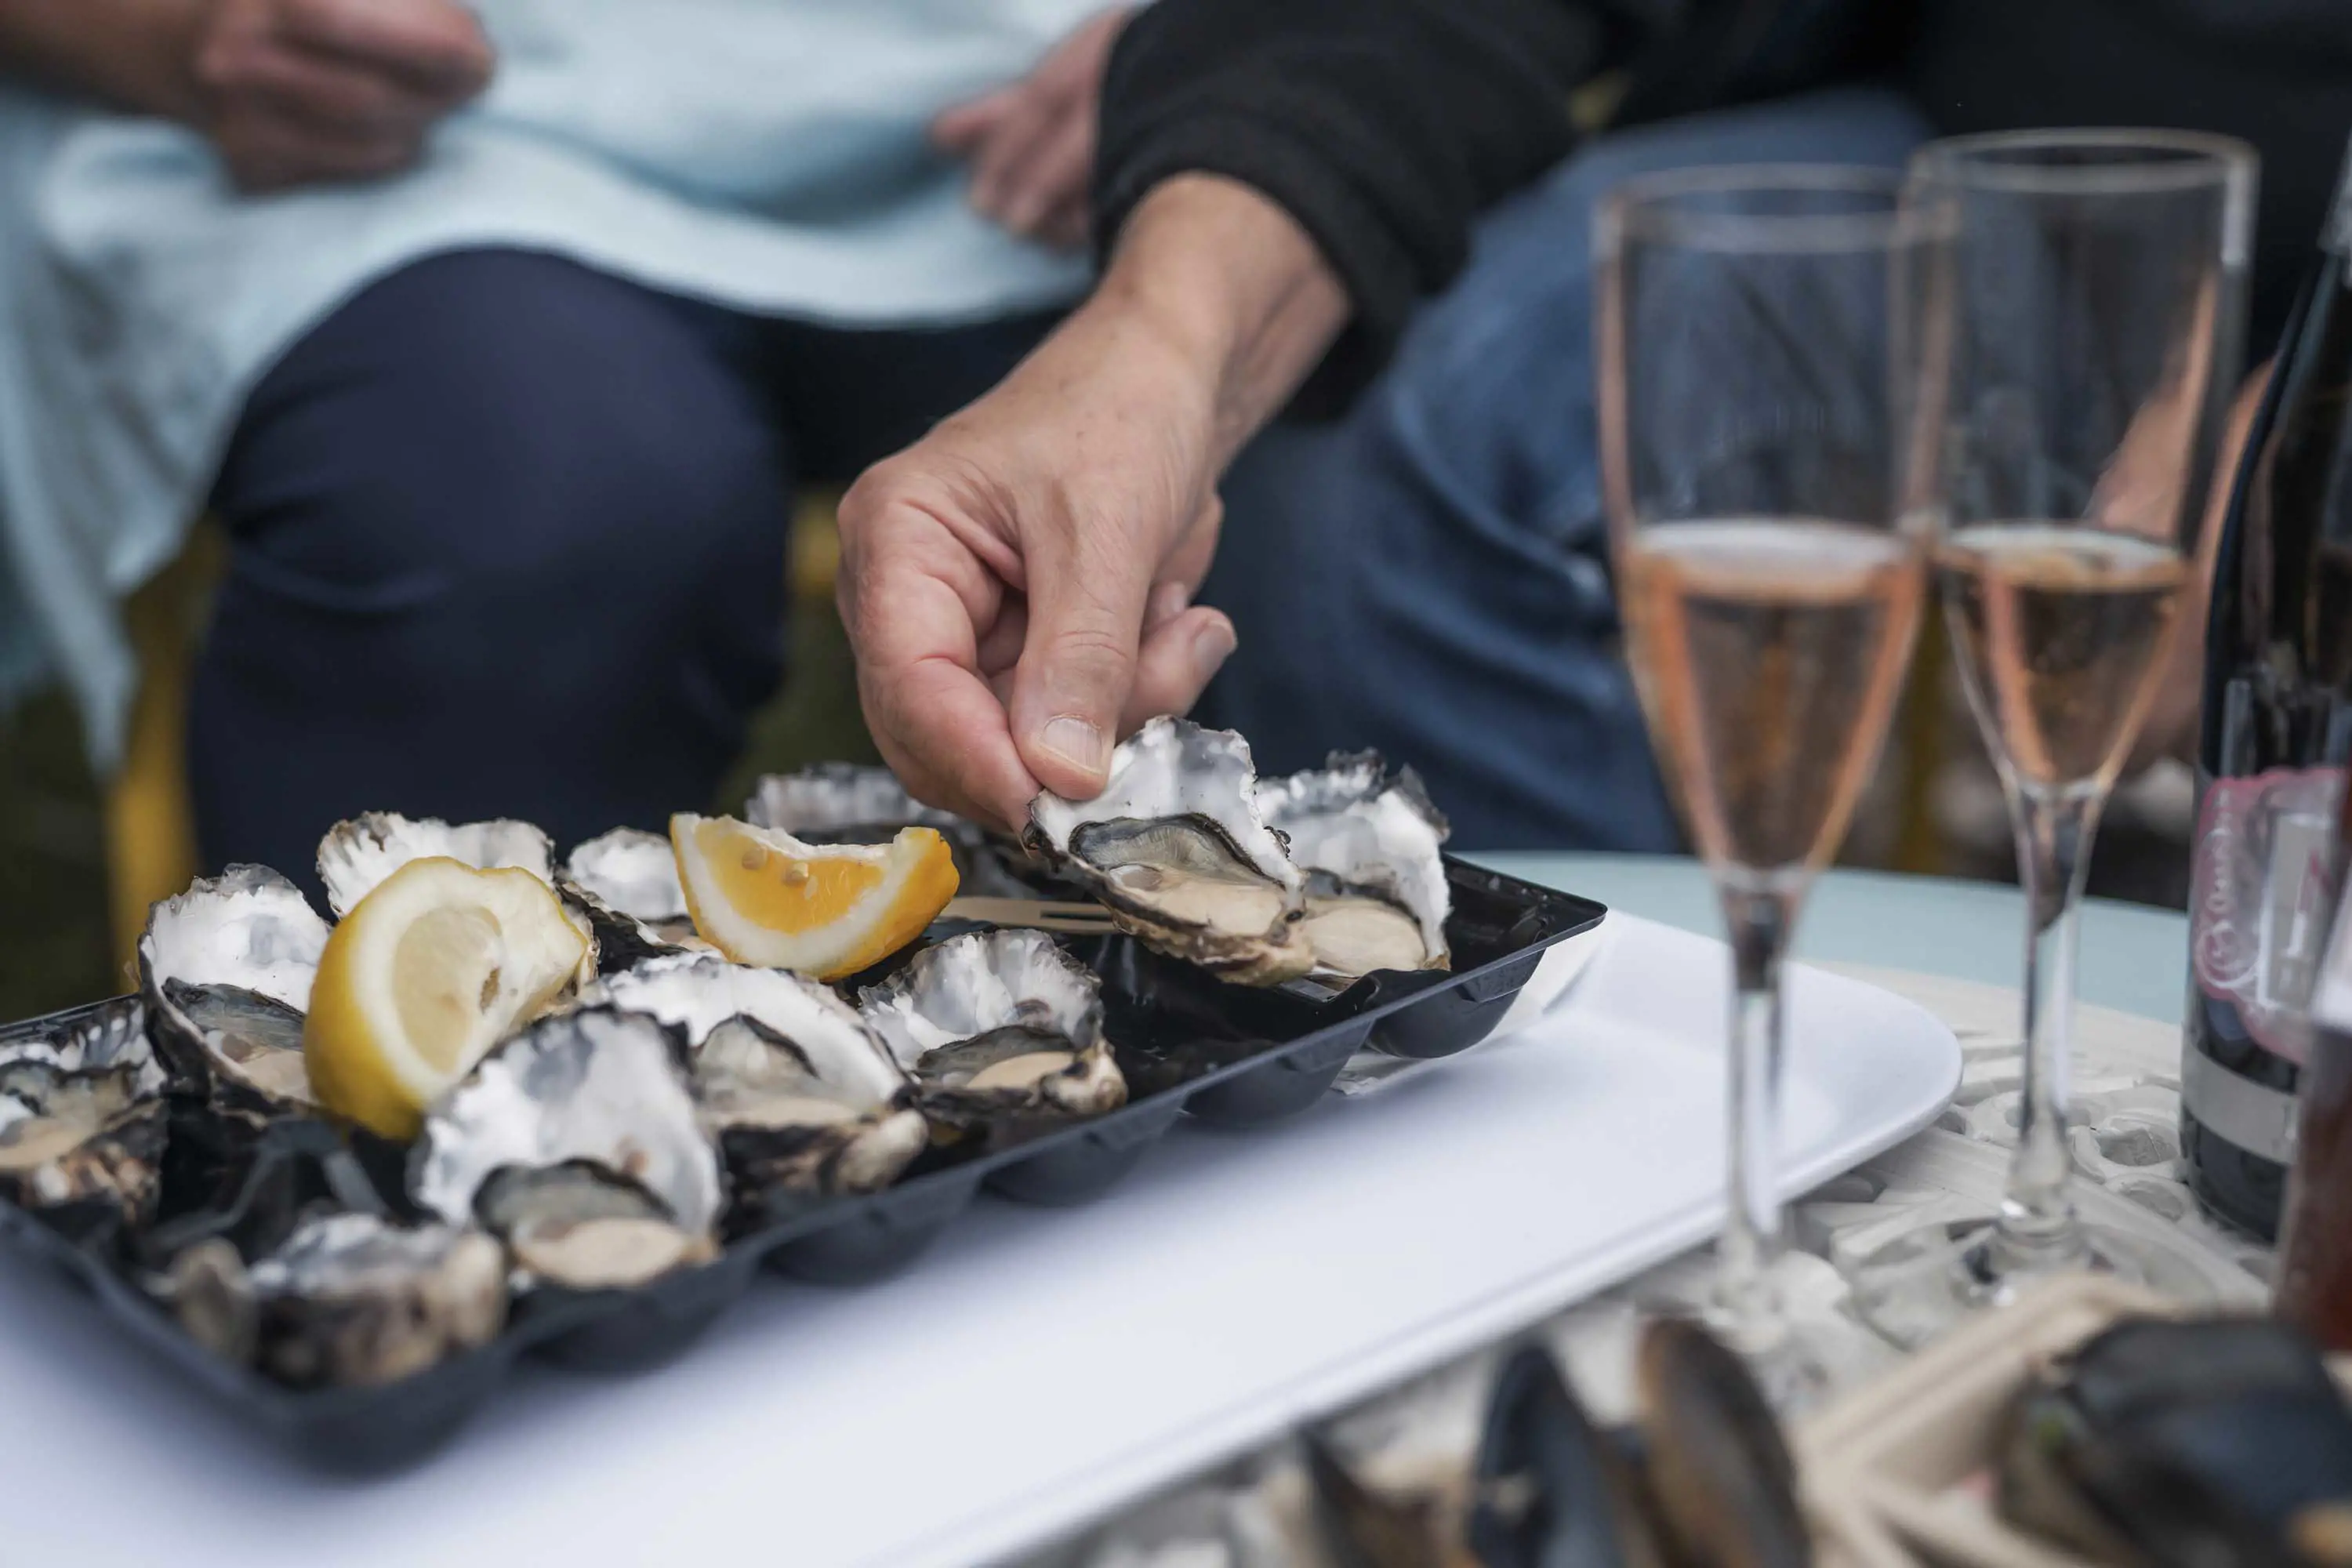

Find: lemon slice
670;813;960;981
304;857;590;1139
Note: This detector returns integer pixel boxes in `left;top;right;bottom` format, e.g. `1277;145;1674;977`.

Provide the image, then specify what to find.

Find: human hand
189;0;493;191
931;6;1133;252
837;176;1348;828
836;303;1237;829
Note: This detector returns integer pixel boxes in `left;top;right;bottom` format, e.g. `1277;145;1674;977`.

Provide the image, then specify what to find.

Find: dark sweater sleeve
1093;0;1637;413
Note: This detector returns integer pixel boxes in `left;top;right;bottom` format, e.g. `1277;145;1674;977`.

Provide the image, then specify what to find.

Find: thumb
1011;536;1148;800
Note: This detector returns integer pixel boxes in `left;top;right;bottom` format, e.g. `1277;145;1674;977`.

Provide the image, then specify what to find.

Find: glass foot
1844;1212;2222;1350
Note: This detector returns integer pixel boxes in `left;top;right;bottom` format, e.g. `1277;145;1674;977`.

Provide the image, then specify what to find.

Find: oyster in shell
748;763;960;836
750;763;1036;901
1027;719;1309;985
1258;753;1452;979
860;930;1125;1126
561;827;709;971
593;955;925;1199
412;1008;724;1290
166;1214;506;1388
0;998;169;1232
318;811;555;918
320;812;597;985
140;866;328;1116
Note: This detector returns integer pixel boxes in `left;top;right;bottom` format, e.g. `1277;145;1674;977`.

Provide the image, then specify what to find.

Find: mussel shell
478;1162;715;1291
0;996;172;1240
1632;1318;1808;1568
138;866;328;1119
1260;752;1453;979
1468;1344;1661;1568
560;828;705;973
1998;1317;2352;1568
317;811;554;920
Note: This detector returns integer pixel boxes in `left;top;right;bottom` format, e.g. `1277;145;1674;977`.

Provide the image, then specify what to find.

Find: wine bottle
2182;147;2352;1240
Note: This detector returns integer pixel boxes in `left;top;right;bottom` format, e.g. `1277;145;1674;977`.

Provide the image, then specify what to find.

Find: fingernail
1038;715;1109;776
1191;619;1238;684
1149;582;1190;628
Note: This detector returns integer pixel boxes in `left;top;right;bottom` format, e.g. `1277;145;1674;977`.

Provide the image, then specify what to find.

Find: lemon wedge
670;814;959;981
304;857;589;1140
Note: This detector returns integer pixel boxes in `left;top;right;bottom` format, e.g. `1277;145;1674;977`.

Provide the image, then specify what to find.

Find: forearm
1091;173;1348;468
0;0;201;118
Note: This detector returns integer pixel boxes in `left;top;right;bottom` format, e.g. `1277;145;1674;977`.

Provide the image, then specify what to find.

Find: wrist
1091;174;1348;463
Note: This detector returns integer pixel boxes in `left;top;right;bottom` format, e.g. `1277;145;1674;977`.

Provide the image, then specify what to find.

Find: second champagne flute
1599;167;1941;1399
1848;130;2256;1346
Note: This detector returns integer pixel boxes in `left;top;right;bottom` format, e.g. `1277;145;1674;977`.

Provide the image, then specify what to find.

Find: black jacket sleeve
1092;0;1643;413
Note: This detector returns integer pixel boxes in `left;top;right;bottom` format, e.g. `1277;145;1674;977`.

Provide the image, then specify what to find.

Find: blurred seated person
837;0;2352;842
0;0;1136;881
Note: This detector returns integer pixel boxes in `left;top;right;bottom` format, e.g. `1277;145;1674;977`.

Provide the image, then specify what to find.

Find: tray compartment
761;1164;987;1285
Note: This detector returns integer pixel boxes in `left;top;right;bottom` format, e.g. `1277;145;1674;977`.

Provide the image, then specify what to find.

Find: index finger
846;556;1040;832
281;0;494;95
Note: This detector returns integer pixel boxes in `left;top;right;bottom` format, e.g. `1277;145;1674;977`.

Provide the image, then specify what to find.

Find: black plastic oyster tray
0;750;1605;1474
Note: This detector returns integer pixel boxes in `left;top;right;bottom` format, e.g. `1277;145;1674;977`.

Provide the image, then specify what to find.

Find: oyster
412;1008;724;1290
860;930;1126;1126
748;763;960;836
1027;719;1310;985
139;865;329;1116
167;1214;506;1388
1258;753;1452;979
561;827;709;971
0;998;169;1232
750;763;1036;900
593;955;925;1198
318;811;556;918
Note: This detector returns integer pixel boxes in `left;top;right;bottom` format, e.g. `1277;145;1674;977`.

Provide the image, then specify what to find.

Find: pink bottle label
2191;764;2346;1065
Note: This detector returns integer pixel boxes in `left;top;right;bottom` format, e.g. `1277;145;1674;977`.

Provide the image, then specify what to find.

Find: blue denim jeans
1202;87;1932;851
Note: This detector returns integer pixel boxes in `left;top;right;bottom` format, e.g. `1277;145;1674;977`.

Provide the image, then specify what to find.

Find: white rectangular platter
0;914;1958;1567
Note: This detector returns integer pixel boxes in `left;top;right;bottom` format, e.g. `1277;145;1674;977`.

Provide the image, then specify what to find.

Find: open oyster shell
319;812;597;985
750;763;1037;900
167;1214;506;1388
1258;753;1453;979
0;998;169;1232
592;955;925;1200
1026;719;1310;985
412;1008;724;1291
561;827;710;972
139;865;328;1118
859;930;1126;1127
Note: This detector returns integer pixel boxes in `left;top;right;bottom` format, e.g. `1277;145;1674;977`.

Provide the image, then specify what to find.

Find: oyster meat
0;998;169;1230
561;826;710;971
140;865;329;1116
1027;719;1310;985
593;955;925;1198
167;1213;506;1388
412;1008;724;1290
860;930;1126;1125
1258;753;1452;979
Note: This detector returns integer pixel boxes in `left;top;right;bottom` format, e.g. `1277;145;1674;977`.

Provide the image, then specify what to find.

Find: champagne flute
1849;131;2256;1347
1598;168;1943;1399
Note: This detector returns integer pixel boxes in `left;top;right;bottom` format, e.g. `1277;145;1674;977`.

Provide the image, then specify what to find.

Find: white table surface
1485;853;2189;1024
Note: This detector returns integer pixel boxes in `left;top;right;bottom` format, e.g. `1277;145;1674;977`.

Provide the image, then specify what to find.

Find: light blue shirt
0;0;1115;767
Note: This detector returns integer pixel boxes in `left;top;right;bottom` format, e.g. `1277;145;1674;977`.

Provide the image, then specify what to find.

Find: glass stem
1997;786;2101;1265
1718;882;1797;1354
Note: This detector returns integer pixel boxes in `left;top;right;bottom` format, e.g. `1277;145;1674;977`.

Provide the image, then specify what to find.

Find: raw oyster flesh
1258;753;1453;979
412;1007;724;1290
139;865;329;1116
317;811;555;919
166;1213;506;1388
0;998;169;1229
1026;719;1310;985
593;955;924;1198
561;827;709;971
860;930;1126;1125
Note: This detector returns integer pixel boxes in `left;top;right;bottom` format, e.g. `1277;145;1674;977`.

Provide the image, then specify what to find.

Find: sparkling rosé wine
1936;524;2190;795
1622;520;1923;885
